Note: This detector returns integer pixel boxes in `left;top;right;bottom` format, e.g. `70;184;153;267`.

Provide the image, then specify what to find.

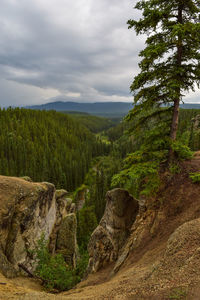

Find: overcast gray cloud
0;0;199;107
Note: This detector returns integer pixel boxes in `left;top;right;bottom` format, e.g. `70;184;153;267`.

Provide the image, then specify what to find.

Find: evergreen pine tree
127;0;200;159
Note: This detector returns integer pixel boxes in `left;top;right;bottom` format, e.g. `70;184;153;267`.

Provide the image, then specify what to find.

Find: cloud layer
0;0;199;106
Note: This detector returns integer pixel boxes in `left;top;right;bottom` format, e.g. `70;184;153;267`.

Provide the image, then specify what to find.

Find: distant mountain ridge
180;103;200;109
26;101;200;117
26;101;133;116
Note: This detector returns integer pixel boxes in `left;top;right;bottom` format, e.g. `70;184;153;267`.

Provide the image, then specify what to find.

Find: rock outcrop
87;188;139;273
74;185;88;211
48;190;75;254
0;175;78;278
192;114;200;130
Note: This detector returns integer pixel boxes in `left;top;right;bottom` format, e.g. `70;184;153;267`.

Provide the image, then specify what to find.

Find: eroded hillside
0;155;200;299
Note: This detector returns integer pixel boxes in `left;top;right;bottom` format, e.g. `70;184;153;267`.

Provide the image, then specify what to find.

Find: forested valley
0;106;200;253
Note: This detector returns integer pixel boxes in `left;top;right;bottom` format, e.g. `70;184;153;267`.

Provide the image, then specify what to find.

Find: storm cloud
0;0;199;106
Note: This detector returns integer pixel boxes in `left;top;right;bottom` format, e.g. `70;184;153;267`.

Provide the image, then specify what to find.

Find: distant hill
26;101;200;117
26;101;133;117
180;103;200;109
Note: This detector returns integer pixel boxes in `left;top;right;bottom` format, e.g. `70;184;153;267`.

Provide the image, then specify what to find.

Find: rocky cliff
0;175;78;278
87;188;139;273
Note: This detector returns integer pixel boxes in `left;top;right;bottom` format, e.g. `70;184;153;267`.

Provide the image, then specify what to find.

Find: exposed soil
0;155;200;299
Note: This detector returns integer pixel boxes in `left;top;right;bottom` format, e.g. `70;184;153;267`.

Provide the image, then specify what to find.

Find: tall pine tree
112;0;200;197
127;0;200;158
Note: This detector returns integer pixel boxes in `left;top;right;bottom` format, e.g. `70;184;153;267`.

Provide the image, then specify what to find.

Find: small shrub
33;234;79;292
169;287;187;299
75;248;89;279
189;172;200;183
171;141;193;160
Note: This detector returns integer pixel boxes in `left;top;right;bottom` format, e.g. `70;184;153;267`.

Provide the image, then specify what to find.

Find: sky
0;0;199;107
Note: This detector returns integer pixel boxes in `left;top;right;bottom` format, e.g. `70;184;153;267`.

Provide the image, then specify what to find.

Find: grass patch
169;287;187;299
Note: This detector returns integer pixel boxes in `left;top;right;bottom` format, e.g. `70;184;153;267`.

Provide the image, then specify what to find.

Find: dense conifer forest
0;108;110;191
68;113;119;133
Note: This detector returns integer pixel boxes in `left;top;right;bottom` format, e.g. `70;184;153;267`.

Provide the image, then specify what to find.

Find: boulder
87;188;139;273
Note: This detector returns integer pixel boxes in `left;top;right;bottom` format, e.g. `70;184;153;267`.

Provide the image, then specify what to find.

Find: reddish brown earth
0;155;200;299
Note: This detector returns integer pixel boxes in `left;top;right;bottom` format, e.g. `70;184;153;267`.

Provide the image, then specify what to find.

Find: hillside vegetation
62;155;200;300
70;109;200;254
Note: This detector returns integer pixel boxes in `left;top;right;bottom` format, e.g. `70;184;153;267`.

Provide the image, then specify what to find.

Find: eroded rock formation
56;213;78;268
87;188;139;273
0;175;77;278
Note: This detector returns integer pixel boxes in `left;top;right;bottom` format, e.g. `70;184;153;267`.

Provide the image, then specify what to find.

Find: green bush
75;249;89;279
111;149;163;197
171;141;193;160
111;137;194;198
189;172;200;183
33;234;79;292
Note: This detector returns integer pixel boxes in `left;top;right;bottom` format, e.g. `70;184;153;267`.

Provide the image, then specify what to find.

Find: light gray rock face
87;188;139;273
48;191;73;254
56;213;78;268
0;176;78;278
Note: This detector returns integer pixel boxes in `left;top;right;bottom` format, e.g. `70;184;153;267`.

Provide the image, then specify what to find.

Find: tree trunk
169;3;183;162
170;96;180;141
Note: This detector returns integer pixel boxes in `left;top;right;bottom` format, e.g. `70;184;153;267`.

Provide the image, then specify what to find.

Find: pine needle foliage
0;108;107;191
